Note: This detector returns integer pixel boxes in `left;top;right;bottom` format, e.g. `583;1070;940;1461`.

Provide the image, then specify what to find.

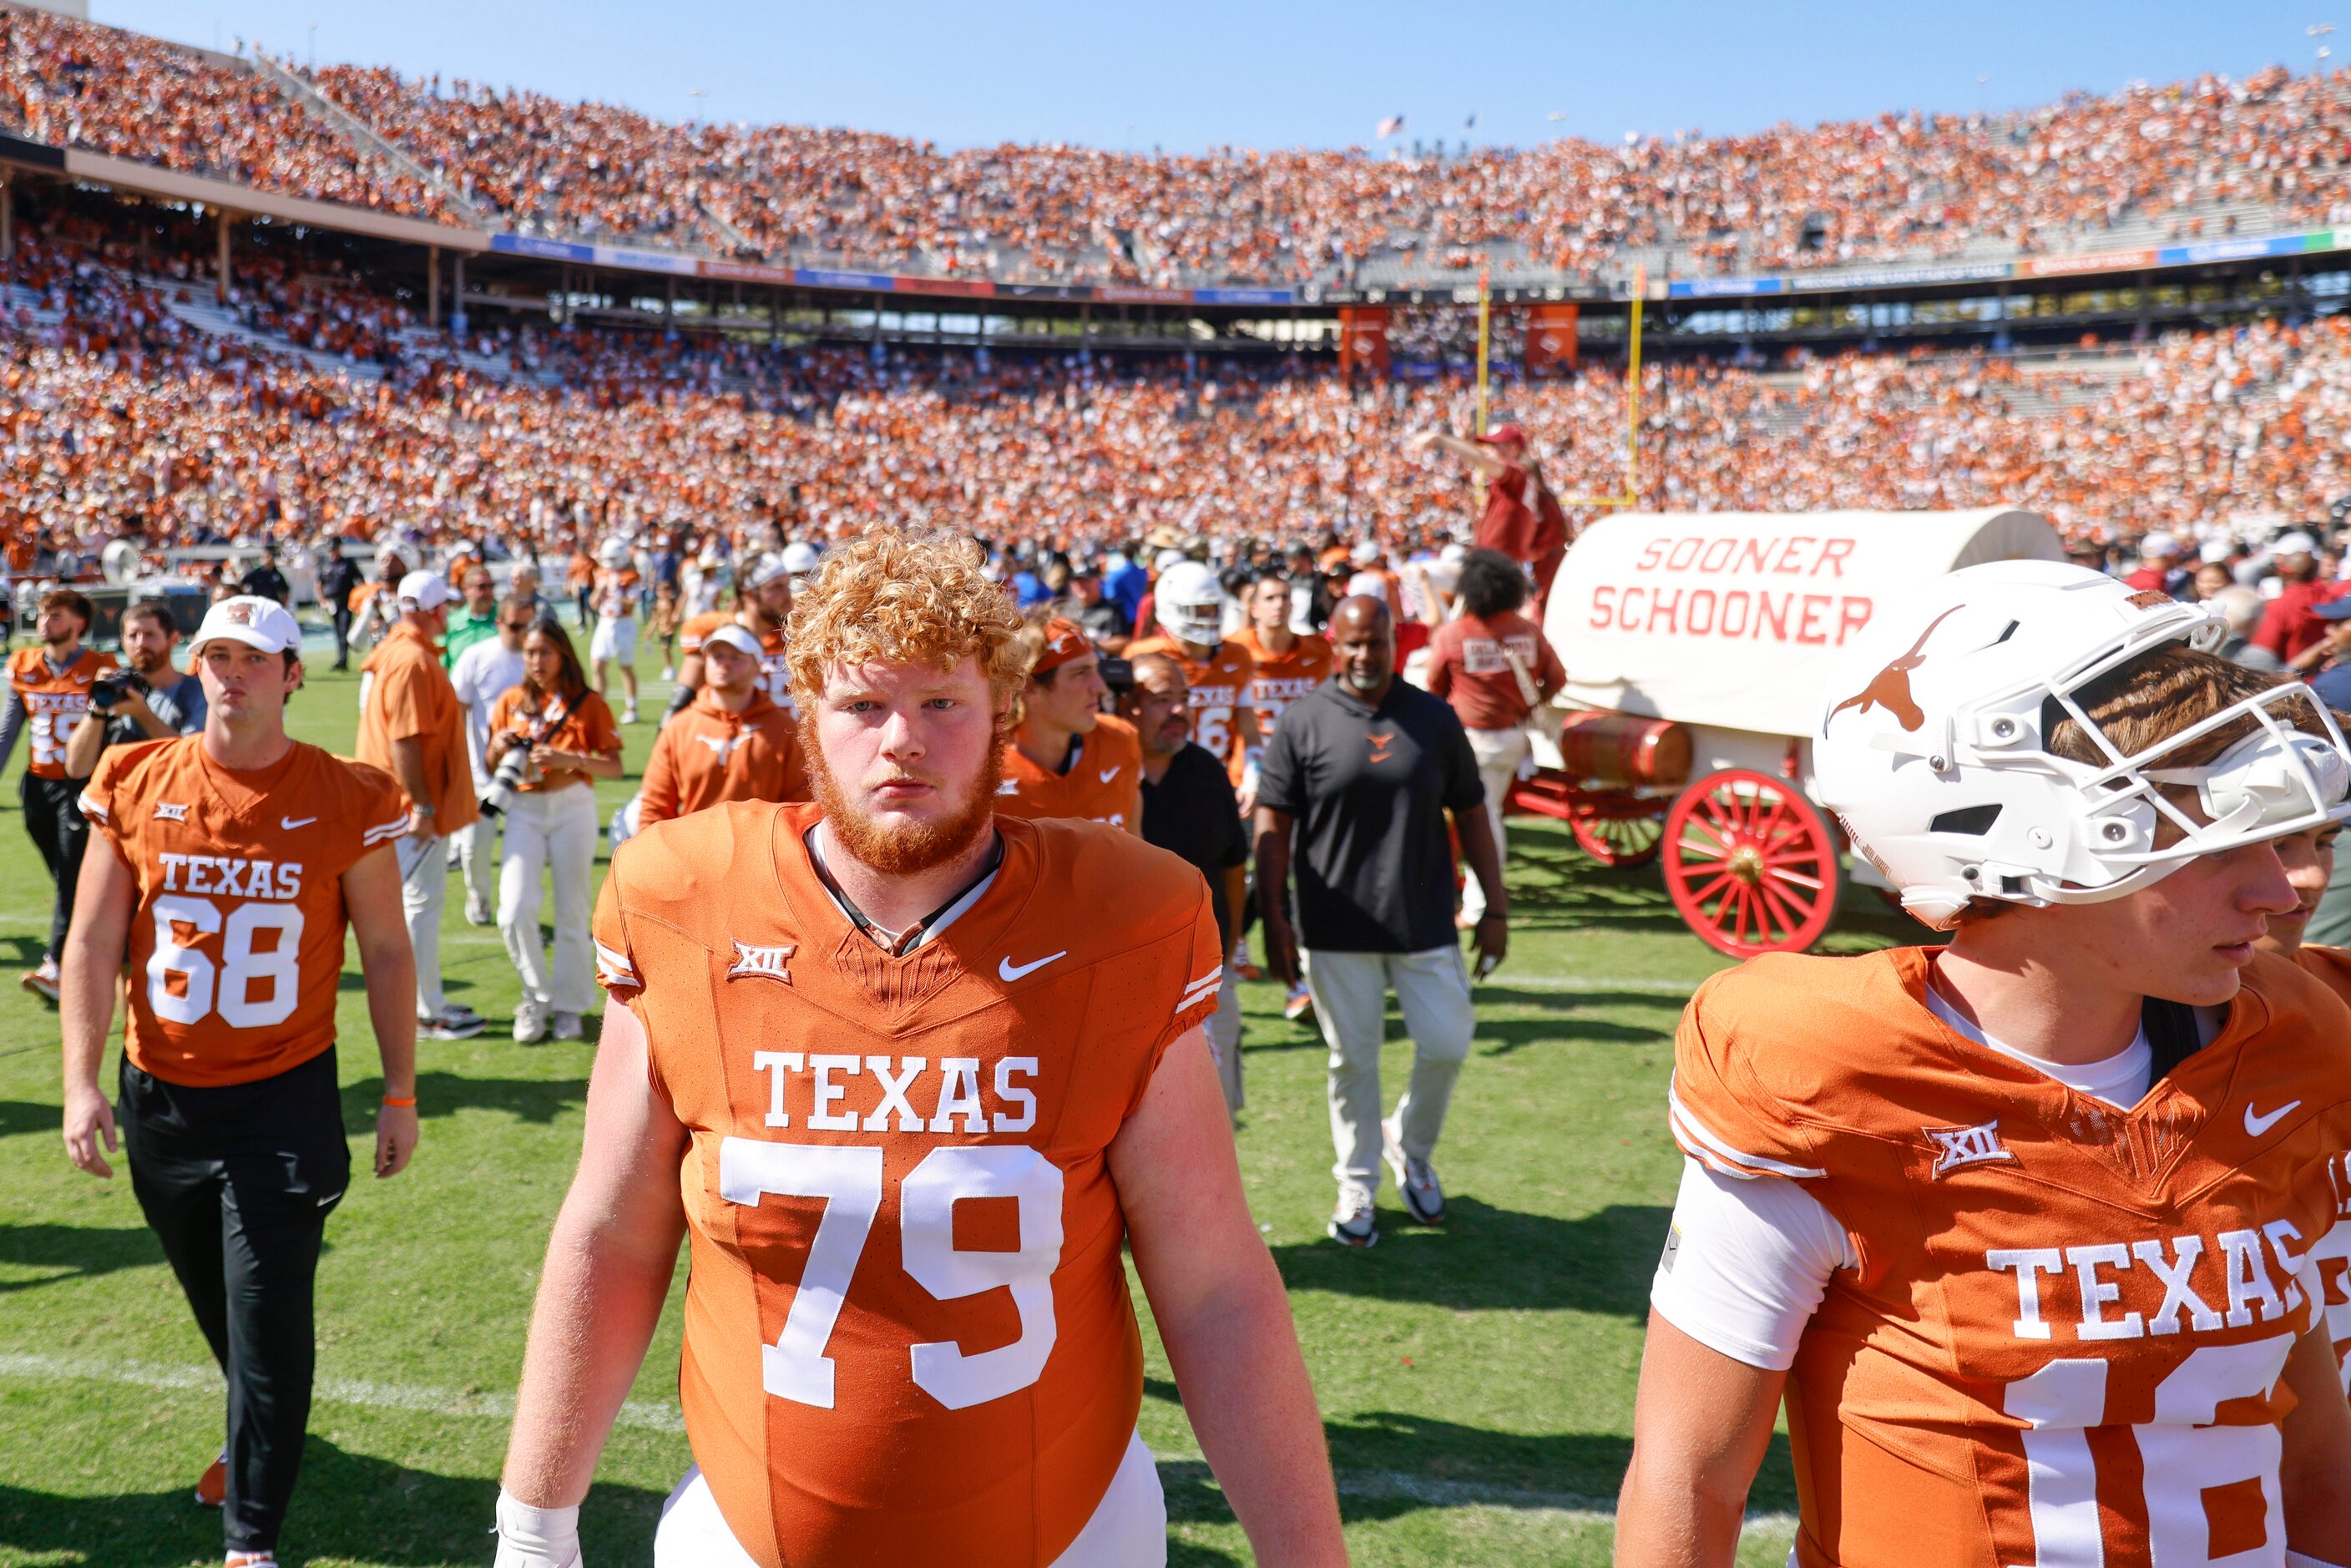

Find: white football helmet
1814;559;2351;925
1155;560;1226;645
598;536;632;568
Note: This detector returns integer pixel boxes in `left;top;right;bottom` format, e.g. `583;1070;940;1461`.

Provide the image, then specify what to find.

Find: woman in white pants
483;621;624;1043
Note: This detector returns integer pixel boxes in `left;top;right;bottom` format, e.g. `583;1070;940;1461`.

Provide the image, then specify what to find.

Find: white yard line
0;1351;1797;1530
1476;974;1702;998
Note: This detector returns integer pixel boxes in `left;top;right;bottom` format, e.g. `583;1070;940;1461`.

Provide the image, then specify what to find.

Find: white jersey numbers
718;1136;1066;1414
146;894;304;1030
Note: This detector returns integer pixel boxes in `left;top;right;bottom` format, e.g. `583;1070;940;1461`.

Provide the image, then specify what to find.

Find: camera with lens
88;670;150;715
1096;656;1135;694
479;738;535;818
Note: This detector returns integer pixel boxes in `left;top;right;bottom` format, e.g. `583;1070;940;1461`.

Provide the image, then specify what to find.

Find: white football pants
653;1429;1166;1566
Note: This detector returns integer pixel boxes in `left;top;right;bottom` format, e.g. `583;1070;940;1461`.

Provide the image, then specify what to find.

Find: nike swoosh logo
2244;1100;2301;1138
1098;767;1120;783
999;951;1068;982
281;816;318;830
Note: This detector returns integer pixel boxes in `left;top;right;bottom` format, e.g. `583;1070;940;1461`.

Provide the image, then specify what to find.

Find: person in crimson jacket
1424;549;1565;927
1409;422;1570;612
2254;530;2347;670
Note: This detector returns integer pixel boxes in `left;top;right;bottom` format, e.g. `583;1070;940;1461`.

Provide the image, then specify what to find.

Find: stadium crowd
10;215;2351;589
5;5;2350;286
0;7;447;220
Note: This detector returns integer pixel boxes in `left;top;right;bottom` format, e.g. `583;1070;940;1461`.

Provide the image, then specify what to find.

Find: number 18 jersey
593;802;1224;1568
1671;945;2351;1568
79;736;409;1087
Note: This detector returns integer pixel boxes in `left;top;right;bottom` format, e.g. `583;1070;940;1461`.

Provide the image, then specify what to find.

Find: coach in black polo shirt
1256;595;1506;1249
1125;651;1251;1117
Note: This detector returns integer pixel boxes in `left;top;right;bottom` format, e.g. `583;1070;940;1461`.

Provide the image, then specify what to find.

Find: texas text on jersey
1234;627;1330;743
997;713;1143;834
593;802;1224;1568
78;736;409;1086
1125;636;1255;778
1671;945;2351;1566
10;644;116;778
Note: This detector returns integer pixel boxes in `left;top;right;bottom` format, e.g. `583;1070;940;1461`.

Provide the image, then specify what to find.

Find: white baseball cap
1350;539;1382;565
2201;539;2236;564
702;624;765;660
397;570;454;612
2275;531;2318;557
781;541;822;576
2138;530;2180;559
742;553;793;591
193;594;302;655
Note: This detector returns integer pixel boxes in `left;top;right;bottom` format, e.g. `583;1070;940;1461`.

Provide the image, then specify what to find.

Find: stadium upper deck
3;1;2348;302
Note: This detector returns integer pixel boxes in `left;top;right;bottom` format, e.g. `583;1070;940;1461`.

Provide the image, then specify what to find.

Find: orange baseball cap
1031;618;1093;677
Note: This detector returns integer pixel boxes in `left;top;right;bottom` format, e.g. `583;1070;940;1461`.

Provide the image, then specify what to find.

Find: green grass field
0;646;1916;1567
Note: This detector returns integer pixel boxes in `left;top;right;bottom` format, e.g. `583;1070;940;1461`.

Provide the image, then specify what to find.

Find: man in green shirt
442;564;500;669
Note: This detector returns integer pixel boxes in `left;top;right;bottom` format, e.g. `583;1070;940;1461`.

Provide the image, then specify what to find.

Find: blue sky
101;0;2347;154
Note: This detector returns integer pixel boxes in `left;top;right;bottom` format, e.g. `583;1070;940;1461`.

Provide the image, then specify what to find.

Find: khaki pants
393;832;448;1016
1206;972;1244;1115
1302;945;1475;1192
1461;725;1528;923
455;812;498;913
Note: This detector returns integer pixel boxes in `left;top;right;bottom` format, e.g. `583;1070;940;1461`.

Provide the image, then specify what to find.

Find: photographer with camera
483;620;622;1044
64;601;208;784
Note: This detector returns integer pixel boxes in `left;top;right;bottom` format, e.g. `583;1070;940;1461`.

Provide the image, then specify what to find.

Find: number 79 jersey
78;736;409;1087
593;802;1225;1568
1671;946;2351;1568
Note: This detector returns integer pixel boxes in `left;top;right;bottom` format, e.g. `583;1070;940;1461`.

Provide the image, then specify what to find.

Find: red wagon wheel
1662;769;1838;958
1567;799;1665;868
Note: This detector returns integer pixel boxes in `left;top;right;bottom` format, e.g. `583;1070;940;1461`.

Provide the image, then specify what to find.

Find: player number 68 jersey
79;736;408;1087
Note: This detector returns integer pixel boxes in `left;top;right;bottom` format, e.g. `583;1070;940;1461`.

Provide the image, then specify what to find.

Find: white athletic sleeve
1649;1156;1855;1372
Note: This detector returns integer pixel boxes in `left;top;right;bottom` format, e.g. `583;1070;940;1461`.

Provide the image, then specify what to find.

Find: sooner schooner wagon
1514;507;2067;958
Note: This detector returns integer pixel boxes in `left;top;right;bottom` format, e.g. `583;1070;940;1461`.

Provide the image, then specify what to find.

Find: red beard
805;726;1004;878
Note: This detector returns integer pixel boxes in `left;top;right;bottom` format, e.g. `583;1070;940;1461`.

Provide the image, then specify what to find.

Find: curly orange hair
786;529;1027;716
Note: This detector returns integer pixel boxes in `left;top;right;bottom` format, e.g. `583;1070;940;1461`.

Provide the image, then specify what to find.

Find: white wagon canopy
1543;508;2065;739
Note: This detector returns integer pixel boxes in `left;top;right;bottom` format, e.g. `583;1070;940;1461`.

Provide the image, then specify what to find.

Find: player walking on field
996;615;1143;834
57;595;421;1568
1;587;115;1002
1619;561;2351;1566
493;529;1344;1568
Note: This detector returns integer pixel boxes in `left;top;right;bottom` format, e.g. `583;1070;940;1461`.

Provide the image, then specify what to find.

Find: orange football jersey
1233;627;1330;741
9;645;116;778
2294;944;2351;1393
639;690;809;825
1125;635;1255;777
594;803;1222;1568
1672;946;2351;1567
78;736;408;1087
681;611;793;709
996;714;1142;836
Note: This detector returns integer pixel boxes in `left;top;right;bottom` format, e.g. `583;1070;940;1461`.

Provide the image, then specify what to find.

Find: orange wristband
382;1095;417;1109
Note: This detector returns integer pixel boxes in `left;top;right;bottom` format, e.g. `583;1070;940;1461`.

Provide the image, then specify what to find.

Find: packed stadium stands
3;3;2348;289
6;194;2348;584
